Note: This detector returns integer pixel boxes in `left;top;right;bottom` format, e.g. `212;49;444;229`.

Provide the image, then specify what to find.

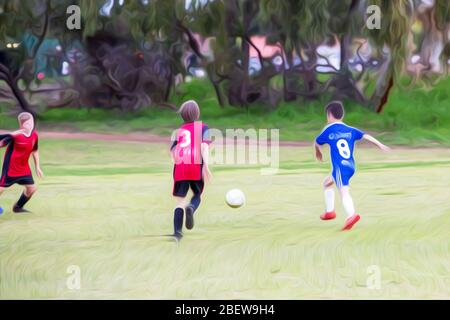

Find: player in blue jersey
315;101;390;230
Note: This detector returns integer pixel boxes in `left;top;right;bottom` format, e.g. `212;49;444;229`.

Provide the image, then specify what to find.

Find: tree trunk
239;0;253;106
302;47;318;99
371;54;394;112
376;76;394;113
9;78;34;113
164;68;173;102
240;39;250;104
282;49;297;102
0;63;34;114
212;80;225;107
340;34;352;73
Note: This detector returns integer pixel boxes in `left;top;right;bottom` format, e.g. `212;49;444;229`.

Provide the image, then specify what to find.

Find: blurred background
0;0;449;144
0;1;449;299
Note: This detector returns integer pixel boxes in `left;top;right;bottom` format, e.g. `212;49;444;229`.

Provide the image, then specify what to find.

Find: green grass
1;76;449;145
0;139;449;299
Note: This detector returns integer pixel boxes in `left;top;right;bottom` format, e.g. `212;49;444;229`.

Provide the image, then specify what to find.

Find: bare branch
309;51;339;73
245;35;264;70
354;40;367;81
107;68;123;91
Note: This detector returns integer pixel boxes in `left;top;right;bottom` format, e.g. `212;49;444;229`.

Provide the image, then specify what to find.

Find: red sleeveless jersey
2;130;39;177
172;121;210;181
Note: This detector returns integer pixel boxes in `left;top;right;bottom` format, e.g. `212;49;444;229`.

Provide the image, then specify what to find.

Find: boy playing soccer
170;100;211;239
0;112;43;214
315;101;389;230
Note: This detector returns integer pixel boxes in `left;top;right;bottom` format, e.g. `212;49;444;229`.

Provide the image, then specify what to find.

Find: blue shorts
332;164;355;188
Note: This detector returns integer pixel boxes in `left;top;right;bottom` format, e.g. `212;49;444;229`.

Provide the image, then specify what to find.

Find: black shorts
0;175;34;188
173;180;204;197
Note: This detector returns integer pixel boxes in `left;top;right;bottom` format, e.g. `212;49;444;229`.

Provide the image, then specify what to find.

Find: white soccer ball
225;189;246;208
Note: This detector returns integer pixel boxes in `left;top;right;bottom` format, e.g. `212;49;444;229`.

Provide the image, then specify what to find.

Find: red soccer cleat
320;211;336;220
342;214;361;231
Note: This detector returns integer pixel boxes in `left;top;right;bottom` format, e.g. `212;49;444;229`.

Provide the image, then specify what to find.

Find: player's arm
201;142;212;183
170;140;177;162
314;142;323;161
169;129;178;162
31;149;44;178
0;134;12;148
314;129;327;161
362;134;391;152
201;125;212;183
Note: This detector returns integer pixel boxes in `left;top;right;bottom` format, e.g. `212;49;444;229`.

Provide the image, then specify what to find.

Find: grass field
0;138;449;299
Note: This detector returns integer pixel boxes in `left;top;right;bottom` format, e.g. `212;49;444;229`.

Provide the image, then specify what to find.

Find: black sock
189;194;201;212
16;193;31;208
173;208;184;234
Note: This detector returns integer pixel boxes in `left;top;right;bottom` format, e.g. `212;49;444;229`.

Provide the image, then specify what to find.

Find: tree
0;0;79;113
0;0;48;113
70;0;205;110
1;0;448;114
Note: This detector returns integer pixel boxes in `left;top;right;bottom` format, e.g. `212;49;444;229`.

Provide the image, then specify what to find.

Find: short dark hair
326;101;344;119
178;100;200;122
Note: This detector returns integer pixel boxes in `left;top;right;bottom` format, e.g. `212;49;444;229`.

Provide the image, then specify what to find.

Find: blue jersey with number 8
315;122;364;187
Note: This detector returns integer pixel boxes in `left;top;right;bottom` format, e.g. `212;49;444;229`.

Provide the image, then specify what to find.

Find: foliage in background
1;76;448;146
0;0;448;114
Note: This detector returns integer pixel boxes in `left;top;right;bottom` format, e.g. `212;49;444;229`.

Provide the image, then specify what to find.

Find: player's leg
173;196;187;238
321;175;336;220
338;168;360;230
340;186;355;217
13;184;37;213
185;180;204;230
0;187;5;214
340;186;360;230
0;175;10;214
172;181;190;238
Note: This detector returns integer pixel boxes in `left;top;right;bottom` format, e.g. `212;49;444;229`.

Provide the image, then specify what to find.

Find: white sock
324;188;335;212
341;188;355;218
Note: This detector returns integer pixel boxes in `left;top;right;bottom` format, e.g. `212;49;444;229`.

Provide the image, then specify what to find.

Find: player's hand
36;167;44;178
315;149;323;162
380;144;391;152
203;167;212;184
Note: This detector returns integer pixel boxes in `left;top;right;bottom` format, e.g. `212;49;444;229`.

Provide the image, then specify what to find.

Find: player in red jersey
0;112;44;213
170;100;211;239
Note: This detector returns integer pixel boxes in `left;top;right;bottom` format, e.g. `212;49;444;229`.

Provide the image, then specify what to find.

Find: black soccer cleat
185;205;195;230
13;205;30;213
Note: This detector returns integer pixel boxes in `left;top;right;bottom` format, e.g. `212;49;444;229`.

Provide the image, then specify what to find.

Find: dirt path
0;129;446;149
0;130;166;143
41;131;171;144
0;130;312;147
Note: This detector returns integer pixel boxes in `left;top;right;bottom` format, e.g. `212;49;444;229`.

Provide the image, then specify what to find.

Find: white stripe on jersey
336;166;343;188
318;121;361;137
318;121;344;135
